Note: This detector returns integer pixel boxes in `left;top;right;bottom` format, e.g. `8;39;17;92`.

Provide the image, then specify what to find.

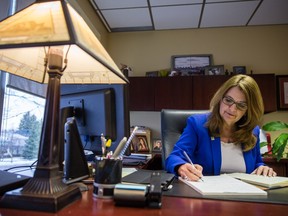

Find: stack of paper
228;173;288;189
179;175;267;196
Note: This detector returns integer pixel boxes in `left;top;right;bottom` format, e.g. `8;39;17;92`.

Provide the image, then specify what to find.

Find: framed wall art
205;65;225;75
277;75;288;110
171;54;212;75
233;66;246;74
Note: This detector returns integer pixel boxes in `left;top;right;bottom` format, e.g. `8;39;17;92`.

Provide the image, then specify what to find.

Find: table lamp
0;0;128;212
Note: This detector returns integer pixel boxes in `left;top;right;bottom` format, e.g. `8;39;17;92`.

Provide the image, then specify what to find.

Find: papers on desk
179;175;267;196
228;172;288;189
122;153;152;166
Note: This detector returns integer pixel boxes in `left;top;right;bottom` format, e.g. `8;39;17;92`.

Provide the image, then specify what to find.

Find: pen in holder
93;158;122;199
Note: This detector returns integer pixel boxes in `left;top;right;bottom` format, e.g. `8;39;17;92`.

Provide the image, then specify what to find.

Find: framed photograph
233;66;246;74
171;54;212;75
130;135;150;152
146;71;159;77
277;75;288;110
205;65;225;75
152;140;162;152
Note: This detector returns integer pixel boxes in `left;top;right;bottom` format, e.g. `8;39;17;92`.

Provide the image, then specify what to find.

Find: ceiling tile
90;0;288;32
206;0;245;2
150;0;202;6
200;1;260;28
101;8;152;29
249;0;288;25
92;0;148;9
152;5;202;30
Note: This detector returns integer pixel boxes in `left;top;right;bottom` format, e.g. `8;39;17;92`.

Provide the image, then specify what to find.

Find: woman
165;74;276;181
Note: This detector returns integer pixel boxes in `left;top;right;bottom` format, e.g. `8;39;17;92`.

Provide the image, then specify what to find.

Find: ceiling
90;0;288;32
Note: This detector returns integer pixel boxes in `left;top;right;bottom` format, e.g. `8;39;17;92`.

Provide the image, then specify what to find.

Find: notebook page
179;175;267;196
228;173;288;189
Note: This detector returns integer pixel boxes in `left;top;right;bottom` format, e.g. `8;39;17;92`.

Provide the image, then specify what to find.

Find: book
179;175;267;196
228;172;288;189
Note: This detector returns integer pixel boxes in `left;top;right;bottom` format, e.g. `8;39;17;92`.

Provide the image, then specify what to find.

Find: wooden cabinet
128;74;277;113
251;74;277;113
263;157;288;177
192;75;229;109
154;77;193;111
128;77;155;111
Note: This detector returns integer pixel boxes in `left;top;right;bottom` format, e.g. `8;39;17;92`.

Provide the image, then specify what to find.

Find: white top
220;141;246;174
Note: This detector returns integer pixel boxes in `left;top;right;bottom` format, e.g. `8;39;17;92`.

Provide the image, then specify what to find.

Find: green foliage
262;121;288;161
19;112;42;159
262;121;288;131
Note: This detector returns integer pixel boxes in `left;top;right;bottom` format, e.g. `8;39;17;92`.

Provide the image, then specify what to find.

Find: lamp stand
0;68;81;212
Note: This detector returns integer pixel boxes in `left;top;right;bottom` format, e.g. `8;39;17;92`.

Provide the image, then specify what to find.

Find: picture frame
146;71;159;77
204;65;225;75
277;75;288;110
233;66;246;74
130;135;150;152
152;140;162;152
171;54;212;75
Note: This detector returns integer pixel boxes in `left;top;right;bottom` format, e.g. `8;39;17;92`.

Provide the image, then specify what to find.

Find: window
0;72;45;171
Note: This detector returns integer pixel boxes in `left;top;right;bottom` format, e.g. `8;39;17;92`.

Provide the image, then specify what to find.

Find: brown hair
206;75;264;151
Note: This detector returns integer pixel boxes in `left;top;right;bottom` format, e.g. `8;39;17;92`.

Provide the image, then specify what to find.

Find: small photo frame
205;65;225;75
153;140;162;152
277;75;288;110
146;71;159;77
130;135;150;152
233;66;246;74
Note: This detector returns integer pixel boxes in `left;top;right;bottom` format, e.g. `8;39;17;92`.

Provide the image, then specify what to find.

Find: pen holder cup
93;158;122;199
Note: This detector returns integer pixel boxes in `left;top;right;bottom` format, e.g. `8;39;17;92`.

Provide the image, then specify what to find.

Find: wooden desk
1;185;287;216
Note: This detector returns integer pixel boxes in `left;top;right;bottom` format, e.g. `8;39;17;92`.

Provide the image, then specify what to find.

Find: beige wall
107;25;288;76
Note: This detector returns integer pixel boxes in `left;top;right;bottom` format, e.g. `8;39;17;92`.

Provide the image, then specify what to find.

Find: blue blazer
165;113;265;175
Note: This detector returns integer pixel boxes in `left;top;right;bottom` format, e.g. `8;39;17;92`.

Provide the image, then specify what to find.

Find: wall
107;25;288;76
130;111;161;140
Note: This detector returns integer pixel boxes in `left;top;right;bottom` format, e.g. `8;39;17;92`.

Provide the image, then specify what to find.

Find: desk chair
161;109;208;170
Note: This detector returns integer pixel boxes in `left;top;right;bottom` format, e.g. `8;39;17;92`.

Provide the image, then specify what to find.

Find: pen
111;137;127;159
101;133;106;156
183;150;204;182
118;126;139;158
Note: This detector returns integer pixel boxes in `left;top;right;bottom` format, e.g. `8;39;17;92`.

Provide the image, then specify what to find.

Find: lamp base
0;184;81;212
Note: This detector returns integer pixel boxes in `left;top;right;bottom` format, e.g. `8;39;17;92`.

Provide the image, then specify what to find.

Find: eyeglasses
222;96;248;111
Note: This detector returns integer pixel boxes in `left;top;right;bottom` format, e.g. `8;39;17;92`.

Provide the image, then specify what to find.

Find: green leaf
276;143;287;162
262;121;288;131
272;133;288;153
272;133;288;161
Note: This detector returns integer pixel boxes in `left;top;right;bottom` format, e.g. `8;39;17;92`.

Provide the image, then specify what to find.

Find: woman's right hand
178;163;203;181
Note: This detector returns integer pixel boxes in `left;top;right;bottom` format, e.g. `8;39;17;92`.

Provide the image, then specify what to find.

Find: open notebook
228;173;288;189
179;174;267;196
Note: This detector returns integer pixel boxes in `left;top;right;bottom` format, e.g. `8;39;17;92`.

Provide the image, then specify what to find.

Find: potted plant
261;121;288;161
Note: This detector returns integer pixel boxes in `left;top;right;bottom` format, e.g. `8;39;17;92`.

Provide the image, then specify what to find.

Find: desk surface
1;184;288;216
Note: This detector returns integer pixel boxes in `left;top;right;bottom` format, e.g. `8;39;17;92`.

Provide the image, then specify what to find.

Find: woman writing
165;75;276;181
